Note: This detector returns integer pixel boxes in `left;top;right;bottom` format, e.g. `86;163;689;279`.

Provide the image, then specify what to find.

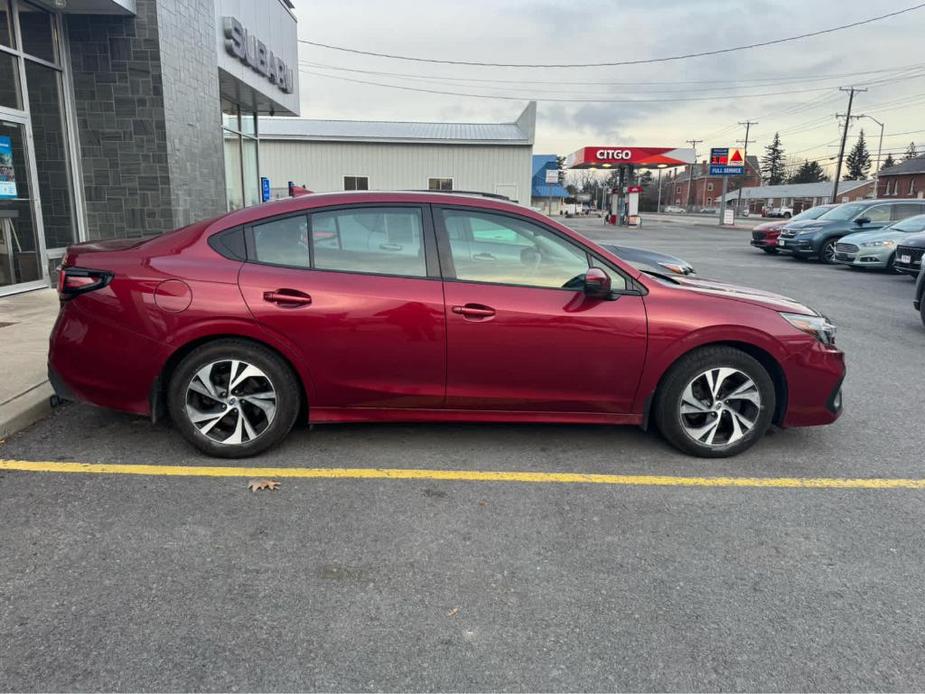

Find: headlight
860;240;895;248
780;312;837;346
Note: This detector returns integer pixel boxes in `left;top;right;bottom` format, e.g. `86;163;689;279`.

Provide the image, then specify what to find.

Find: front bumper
780;340;846;428
833;249;891;269
750;238;778;249
776;237;815;256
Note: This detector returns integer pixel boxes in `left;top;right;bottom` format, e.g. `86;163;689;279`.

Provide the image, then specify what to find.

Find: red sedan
49;192;845;459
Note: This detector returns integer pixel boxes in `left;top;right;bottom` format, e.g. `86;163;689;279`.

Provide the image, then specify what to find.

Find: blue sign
709;147;745;176
0;135;16;199
260;176;271;202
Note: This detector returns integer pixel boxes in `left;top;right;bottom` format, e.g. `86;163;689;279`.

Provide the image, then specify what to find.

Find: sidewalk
0;288;59;439
647;212;764;230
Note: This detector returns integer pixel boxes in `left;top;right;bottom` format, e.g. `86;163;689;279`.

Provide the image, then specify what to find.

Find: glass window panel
312;207;426;277
25;60;77;249
252;215;309;267
0;0;13;48
18;2;56;63
0;53;21;109
240;110;256;137
0;120;42;286
242;137;259;207
221;100;239;131
223;129;243;211
343;176;368;191
428;178;452;191
440;209;613;290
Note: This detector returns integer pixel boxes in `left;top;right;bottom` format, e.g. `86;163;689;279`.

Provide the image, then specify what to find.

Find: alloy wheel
822;240;836;263
184;359;277;445
678;367;761;447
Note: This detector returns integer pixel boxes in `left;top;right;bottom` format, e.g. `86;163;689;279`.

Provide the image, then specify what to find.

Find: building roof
531;154;568;199
259;102;536;146
879;153;925;176
718;179;870;202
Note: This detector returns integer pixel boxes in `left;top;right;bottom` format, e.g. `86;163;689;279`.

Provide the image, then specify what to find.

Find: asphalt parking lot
2;216;924;692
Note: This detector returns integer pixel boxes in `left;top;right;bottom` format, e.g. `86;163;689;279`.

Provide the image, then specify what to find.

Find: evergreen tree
882;153;896;169
555;155;567;184
903;142;918;162
789;160;829;184
843;129;871;180
761;132;786;185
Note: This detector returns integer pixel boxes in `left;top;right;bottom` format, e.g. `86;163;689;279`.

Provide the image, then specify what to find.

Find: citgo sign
595;149;634;161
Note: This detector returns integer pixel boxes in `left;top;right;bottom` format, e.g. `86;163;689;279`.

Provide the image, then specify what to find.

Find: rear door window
252;215;310;267
311;207;427;278
893;203;925;220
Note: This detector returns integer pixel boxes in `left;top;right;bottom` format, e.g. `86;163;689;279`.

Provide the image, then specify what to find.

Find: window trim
242;203;440;280
431;204;638;294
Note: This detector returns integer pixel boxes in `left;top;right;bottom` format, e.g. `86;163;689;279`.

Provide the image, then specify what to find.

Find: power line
296;59;925;89
297;4;925;68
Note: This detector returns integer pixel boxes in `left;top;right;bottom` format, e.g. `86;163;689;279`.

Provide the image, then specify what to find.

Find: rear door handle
472;252;496;262
452;303;496;320
263;289;312;307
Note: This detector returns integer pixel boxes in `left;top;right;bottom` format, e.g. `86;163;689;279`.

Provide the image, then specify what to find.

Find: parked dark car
49;191;844;460
777;199;925;263
895;230;925;277
751;204;838;254
602;244;695;275
915;263;925;327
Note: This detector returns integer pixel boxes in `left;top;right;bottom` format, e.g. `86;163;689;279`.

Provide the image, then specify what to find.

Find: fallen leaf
248;479;280;492
447;607;459;618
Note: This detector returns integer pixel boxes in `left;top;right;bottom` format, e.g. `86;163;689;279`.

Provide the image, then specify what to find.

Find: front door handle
263;289;312;307
472;252;496;262
452;303;496;320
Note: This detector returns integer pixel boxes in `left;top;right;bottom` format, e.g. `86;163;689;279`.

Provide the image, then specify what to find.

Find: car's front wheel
168;339;301;458
655;346;776;458
820;238;838;264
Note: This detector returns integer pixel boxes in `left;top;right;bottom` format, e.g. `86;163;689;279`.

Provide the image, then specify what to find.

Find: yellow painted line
1;459;924;490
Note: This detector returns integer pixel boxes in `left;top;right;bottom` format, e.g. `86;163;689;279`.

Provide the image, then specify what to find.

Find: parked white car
663;205;686;214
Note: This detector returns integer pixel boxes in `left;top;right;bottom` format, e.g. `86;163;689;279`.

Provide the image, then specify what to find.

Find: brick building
664;156;761;210
877;154;925;199
0;0;299;296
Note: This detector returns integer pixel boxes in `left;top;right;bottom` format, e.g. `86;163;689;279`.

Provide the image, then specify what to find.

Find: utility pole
685;138;702;212
735;120;757;216
832;87;867;202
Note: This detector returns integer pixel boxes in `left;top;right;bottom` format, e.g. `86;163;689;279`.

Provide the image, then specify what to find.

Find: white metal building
258;102;535;203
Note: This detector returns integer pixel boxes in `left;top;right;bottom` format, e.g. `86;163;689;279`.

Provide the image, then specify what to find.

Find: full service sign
709;147;745;176
223;17;294;94
0;136;16;199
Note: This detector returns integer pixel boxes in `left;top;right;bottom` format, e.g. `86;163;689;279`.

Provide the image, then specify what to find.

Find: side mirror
583;267;612;298
855;217;870;226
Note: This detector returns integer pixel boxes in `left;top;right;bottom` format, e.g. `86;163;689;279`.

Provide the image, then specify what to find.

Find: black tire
168;339;301;458
762;247;779;255
886;253;897;273
921;302;925;329
819;238;838;264
654;346;776;458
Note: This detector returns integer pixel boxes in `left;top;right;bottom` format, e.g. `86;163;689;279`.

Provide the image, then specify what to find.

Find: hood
897;230;925;248
841;228;904;244
654;274;817;315
754;221;785;231
784;218;837;232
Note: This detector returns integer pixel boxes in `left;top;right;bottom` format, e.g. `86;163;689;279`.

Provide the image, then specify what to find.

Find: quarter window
312;207;426;277
343;176;368;191
428;178;453;191
252;215;309;267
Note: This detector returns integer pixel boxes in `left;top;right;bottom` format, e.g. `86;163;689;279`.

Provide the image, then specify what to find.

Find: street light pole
857;114;885;197
656;165;665;213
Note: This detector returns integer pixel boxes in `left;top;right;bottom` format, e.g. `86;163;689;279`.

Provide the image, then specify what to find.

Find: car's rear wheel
655;346;776;458
762;247;779;255
168;340;301;458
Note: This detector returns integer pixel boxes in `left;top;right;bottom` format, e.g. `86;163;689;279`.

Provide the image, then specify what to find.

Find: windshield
791;205;834;222
888;214;925;233
819;203;866;221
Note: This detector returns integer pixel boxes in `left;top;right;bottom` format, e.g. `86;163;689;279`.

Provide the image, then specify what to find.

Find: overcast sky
291;1;925;175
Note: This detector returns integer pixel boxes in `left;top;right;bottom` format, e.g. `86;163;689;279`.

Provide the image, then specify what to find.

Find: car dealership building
0;0;299;296
257;102;536;203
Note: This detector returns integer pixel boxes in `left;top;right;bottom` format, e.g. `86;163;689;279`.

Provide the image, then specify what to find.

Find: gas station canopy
565;147;696;169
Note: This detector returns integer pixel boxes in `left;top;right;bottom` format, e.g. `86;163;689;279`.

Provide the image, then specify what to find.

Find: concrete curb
0;381;54;440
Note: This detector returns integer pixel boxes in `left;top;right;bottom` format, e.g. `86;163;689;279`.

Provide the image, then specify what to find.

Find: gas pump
626;185;642;227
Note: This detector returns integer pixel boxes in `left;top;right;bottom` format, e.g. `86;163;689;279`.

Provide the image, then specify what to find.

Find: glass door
0;113;45;293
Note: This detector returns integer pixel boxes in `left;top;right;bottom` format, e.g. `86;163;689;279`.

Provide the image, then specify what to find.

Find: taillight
57;267;113;299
